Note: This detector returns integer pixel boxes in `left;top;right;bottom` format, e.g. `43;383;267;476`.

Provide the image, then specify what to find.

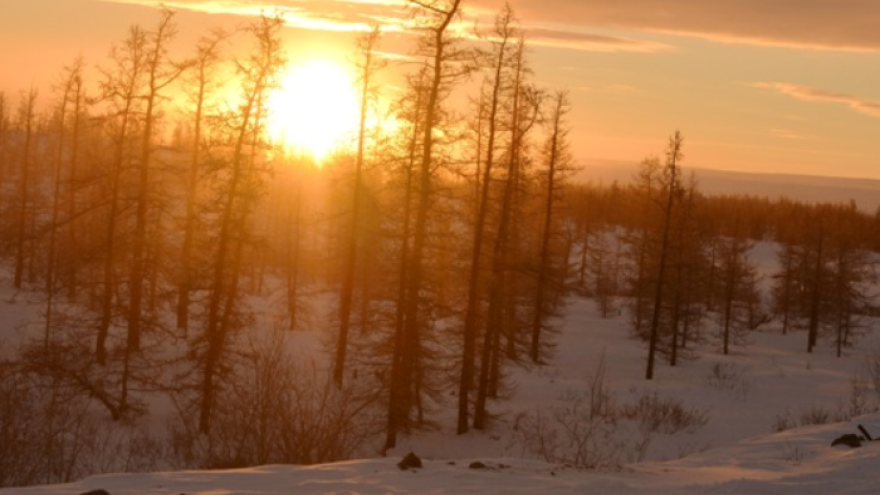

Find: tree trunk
13;88;37;290
645;131;683;380
335;28;381;386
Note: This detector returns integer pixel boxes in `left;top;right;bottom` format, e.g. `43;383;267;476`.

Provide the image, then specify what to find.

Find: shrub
169;330;381;469
510;356;709;468
0;360;162;488
705;362;751;400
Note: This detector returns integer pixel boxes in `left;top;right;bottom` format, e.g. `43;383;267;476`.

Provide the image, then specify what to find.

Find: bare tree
458;3;518;435
95;23;147;366
715;220;759;355
176;29;227;333
773;204;876;356
61;59;87;299
644;131;684;380
128;7;184;352
43;59;87;348
13;87;39;290
0;92;9;225
384;0;468;452
195;14;286;435
666;175;706;366
805;221;826;354
826;204;875;356
474;36;542;429
382;64;427;452
475;38;537;425
334;26;386;386
529;90;574;364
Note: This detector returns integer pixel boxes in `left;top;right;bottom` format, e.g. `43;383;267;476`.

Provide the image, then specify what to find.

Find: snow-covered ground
7;420;880;495
4;241;880;494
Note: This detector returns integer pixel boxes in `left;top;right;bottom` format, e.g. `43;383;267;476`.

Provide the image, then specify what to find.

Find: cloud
98;0;411;33
525;27;670;52
769;128;806;140
97;0;671;52
101;0;880;53
481;0;880;52
753;82;880;117
572;82;643;95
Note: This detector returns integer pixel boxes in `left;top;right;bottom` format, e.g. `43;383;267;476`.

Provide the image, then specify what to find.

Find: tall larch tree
458;3;518;435
529;89;573;365
474;36;542;429
128;7;183;352
176;28;227;333
196;14;286;435
13;87;38;290
644;130;684;380
43;59;86;348
95;23;147;366
384;0;468;452
334;26;385;387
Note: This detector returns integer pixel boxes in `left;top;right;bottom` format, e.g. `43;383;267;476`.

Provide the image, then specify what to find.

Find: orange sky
1;0;879;179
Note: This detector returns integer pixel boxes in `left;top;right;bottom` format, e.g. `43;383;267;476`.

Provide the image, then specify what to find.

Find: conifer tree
177;29;227;333
644;131;684;380
196;14;286;435
334;26;385;386
458;3;518;435
385;0;468;452
13;87;39;290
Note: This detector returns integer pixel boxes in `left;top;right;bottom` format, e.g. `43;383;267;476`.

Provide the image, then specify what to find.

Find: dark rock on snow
831;433;863;448
398;452;422;470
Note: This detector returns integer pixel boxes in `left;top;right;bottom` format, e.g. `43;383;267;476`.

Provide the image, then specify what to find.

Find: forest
1;1;879;488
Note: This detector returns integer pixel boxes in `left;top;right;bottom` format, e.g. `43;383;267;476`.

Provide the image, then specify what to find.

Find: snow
7;429;880;495
4;241;880;494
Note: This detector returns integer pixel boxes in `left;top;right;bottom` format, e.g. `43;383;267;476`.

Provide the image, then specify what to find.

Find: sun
267;60;360;161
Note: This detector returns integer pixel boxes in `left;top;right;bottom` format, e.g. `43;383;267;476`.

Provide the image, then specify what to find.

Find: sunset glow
3;0;880;179
267;60;361;161
4;3;880;491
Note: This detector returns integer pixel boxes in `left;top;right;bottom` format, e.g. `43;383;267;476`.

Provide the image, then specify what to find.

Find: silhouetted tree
714;220;760;355
334;26;385;386
458;3;518;435
529;89;574;365
42;59;87;348
176;28;227;333
0;92;8;202
13;87;38;290
95;22;147;366
195;14;286;435
474;35;543;429
128;7;183;353
644;131;684;380
384;0;469;452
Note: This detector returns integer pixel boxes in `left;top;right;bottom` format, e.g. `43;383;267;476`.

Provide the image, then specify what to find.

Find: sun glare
267;60;361;162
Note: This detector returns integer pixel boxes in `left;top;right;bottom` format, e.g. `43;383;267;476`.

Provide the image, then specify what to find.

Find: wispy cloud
98;0;672;52
99;0;880;53
573;82;644;95
525;26;670;53
753;82;880;118
769;128;806;140
98;0;411;33
497;0;880;52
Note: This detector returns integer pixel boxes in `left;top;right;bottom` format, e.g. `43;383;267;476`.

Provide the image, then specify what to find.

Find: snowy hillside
3;241;880;494
7;418;880;495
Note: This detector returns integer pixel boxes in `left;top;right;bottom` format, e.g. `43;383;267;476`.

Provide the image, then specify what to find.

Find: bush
705;362;751;400
169;330;381;469
772;404;849;433
510;356;709;468
0;360;162;488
